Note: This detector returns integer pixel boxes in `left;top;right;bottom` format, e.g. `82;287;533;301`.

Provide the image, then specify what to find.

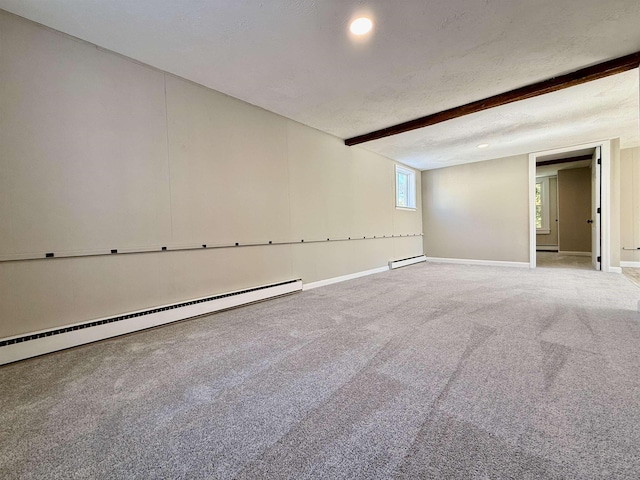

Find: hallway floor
536;252;594;270
622;267;640;288
536;253;640;287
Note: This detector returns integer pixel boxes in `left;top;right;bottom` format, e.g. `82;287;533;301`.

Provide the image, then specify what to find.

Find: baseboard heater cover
0;279;302;365
389;255;427;269
425;257;530;268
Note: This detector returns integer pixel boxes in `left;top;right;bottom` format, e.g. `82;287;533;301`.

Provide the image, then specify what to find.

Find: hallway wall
620;146;640;264
557;167;591;253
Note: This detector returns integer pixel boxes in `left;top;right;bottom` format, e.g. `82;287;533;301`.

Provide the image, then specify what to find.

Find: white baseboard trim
425;257;530;268
607;266;622;274
302;266;389;291
389;255;427;269
558;251;591;257
0;279;302;366
536;245;558;252
620;261;640;268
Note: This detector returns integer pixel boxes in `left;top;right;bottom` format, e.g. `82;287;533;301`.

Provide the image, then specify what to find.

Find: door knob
587;219;593;224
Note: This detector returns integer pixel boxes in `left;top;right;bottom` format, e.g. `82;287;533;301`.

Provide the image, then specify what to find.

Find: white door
591;147;601;270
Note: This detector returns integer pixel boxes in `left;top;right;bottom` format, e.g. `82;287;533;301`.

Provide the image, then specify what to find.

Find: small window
536;177;550;234
396;165;416;209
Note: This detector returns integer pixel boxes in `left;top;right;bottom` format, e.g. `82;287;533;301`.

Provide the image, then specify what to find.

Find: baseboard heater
0;279;302;366
389;255;427;269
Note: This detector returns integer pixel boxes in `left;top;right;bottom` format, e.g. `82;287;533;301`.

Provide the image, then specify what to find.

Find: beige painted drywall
286;120;423;282
0;11;172;254
421;155;530;263
536;176;558;246
557;167;592;253
0;11;422;338
620;147;640;263
165;75;292;246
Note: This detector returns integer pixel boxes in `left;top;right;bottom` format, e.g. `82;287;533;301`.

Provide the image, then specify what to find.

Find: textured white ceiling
366;71;639;170
1;0;639;170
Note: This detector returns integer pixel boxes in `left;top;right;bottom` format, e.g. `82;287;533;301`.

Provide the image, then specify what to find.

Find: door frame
528;140;612;271
591;147;601;270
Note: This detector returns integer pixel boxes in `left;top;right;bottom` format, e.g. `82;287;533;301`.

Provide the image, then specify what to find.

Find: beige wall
557;167;592;253
620;147;640;263
421;155;530;263
536;176;558;246
0;11;423;338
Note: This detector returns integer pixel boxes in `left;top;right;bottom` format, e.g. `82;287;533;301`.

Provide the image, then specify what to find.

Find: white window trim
395;165;416;210
536;176;551;235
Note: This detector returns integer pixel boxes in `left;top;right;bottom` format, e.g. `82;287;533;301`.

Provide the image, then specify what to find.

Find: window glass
396;166;415;209
535;183;543;229
536;177;550;234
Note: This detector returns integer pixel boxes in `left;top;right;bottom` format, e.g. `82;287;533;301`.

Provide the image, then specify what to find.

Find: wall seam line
163;74;175;247
284;122;295;278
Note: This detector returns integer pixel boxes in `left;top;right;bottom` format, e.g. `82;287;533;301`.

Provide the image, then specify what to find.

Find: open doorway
534;148;597;270
528;141;612;271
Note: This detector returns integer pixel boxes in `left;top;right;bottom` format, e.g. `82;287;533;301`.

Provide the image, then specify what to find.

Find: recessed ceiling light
350;17;373;35
477;143;489;149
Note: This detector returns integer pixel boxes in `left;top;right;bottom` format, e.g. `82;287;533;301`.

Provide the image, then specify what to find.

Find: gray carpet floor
2;263;640;479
